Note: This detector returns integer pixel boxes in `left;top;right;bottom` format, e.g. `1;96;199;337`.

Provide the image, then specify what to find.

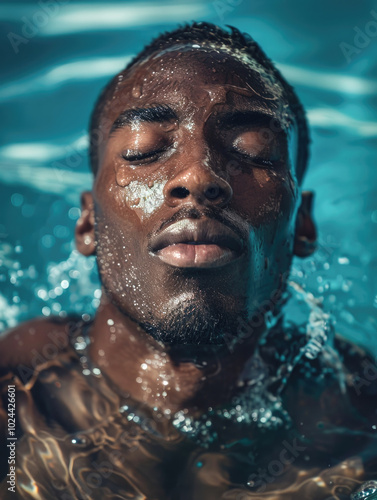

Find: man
0;22;376;500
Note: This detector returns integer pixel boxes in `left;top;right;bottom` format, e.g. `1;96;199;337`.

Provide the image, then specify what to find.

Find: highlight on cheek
253;168;272;188
123;180;166;216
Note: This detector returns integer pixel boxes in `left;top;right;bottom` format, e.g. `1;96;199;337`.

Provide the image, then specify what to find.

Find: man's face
89;47;300;345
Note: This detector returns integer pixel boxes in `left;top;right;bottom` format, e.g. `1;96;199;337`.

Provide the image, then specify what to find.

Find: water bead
71;435;88;446
61;280;69;289
351;481;377;499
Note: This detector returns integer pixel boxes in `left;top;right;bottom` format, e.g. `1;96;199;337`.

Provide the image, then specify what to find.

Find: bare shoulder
0;316;80;378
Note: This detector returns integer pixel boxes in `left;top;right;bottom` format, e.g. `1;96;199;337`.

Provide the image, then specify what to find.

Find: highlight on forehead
145;41;284;98
121;43;286;110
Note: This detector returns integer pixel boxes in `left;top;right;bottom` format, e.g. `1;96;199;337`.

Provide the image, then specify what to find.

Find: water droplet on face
131;86;142;98
116;170;131;187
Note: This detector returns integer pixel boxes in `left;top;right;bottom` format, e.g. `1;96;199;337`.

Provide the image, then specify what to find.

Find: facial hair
139;294;247;346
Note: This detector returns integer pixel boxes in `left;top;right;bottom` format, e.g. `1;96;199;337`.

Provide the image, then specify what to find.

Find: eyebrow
215;110;289;131
110;104;178;132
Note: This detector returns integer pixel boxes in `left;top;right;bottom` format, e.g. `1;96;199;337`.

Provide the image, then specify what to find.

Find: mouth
149;218;245;268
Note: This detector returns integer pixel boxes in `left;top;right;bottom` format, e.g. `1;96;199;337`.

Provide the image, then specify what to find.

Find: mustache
149;205;249;244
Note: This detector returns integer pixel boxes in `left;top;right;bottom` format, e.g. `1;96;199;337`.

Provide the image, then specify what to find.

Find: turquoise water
0;0;376;351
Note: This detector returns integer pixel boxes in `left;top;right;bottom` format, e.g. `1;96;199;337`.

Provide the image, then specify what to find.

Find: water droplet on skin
148;180;154;188
132;198;140;206
71;435;88;446
131;86;142;98
116;173;130;187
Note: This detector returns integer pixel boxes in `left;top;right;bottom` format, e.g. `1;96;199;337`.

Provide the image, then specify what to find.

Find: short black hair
89;21;310;182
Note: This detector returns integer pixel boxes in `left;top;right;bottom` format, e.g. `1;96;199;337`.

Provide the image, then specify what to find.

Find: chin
139;295;246;346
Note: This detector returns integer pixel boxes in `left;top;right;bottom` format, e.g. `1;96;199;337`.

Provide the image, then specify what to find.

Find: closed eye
229;148;282;168
121;145;169;165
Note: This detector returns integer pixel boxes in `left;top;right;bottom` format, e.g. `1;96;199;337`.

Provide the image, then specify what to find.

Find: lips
149;219;245;268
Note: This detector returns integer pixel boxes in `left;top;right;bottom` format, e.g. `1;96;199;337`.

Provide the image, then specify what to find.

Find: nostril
205;184;220;200
171;187;190;199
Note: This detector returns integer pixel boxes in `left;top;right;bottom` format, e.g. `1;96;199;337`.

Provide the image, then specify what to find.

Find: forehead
101;45;292;128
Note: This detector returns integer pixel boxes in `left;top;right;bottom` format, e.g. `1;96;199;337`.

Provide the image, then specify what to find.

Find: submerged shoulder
0;316;80;379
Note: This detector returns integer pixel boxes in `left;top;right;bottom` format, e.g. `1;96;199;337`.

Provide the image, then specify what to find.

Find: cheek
230;170;296;225
97;159;168;222
123;180;166;220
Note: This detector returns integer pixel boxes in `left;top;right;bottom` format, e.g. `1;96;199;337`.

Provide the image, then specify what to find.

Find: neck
87;295;266;415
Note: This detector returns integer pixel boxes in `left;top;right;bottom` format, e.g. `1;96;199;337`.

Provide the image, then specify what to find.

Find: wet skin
74;47;313;414
3;46;376;499
1;317;376;500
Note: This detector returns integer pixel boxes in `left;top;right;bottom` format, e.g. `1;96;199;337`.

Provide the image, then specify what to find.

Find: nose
163;164;233;208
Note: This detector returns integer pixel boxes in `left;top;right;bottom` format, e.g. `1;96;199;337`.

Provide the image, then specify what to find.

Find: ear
75;191;96;256
293;190;317;258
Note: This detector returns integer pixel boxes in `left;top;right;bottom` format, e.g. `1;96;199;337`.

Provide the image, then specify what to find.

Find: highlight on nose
164;169;233;207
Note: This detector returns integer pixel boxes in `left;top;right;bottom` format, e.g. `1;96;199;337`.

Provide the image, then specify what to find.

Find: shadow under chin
139;298;246;347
